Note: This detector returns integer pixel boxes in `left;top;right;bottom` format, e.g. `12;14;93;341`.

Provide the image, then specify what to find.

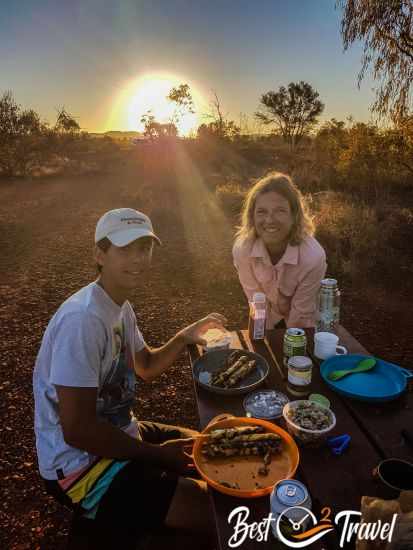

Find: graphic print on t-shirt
96;320;136;428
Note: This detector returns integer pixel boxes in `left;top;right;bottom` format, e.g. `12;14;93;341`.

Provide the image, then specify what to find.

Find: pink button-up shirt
232;235;327;329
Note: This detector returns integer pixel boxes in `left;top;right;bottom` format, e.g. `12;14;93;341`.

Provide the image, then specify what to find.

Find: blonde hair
235;172;315;246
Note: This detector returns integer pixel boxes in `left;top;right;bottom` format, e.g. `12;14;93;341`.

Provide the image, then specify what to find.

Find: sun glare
108;72;205;136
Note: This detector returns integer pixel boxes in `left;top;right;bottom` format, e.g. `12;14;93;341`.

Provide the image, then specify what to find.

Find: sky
0;0;378;133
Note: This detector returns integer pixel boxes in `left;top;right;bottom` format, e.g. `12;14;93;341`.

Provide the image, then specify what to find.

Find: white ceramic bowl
282;400;336;447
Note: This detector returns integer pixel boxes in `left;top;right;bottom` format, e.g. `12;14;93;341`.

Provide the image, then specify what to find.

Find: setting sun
108;72;205;136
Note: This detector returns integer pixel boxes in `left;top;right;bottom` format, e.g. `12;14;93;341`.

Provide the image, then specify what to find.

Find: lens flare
107;72;206;136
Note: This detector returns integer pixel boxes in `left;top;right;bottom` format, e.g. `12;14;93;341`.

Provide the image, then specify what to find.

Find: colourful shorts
42;421;197;548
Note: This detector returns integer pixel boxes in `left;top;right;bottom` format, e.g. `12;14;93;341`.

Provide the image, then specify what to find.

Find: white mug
314;332;348;360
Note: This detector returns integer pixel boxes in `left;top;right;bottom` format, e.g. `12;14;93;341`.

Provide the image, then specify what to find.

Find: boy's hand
159;438;196;475
178;313;227;346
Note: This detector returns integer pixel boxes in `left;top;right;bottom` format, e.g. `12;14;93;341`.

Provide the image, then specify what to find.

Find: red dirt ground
1;153;412;549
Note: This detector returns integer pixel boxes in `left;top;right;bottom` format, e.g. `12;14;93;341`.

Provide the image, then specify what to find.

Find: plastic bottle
249;292;266;340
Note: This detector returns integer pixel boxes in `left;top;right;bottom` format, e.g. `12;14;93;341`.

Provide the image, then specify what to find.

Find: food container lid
309;393;331;409
285;328;306;337
321;278;337;288
243;390;289;420
287;356;313;370
202;328;232;351
252;292;266;303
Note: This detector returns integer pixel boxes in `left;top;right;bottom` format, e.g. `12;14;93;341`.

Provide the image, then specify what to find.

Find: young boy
33;208;226;549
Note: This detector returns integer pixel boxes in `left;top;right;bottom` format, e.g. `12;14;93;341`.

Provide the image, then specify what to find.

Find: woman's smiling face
253;191;294;249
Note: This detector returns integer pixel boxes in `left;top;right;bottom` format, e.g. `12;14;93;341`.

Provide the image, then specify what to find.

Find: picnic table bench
188;326;413;550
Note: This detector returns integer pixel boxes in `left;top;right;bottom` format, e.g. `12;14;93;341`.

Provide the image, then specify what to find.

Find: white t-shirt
33;281;146;480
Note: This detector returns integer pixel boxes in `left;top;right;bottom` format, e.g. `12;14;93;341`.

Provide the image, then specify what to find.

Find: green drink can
283;328;307;368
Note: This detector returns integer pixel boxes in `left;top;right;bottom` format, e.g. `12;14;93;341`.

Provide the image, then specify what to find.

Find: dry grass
215;180;245;215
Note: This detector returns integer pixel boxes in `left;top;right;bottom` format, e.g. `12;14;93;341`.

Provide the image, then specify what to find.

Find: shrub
215;181;245;216
312;192;413;286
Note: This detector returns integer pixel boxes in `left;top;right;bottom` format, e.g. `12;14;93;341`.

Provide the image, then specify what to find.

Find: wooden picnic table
188;326;413;550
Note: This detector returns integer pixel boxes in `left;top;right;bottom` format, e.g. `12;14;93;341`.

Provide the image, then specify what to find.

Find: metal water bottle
316;278;341;333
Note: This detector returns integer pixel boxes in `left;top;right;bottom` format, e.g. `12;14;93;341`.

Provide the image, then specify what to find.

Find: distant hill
89;131;144;140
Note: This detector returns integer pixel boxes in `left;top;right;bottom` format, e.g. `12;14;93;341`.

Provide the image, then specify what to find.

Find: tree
383;114;413;174
315;118;347;168
140;111;156;140
208;92;225;136
155;122;178;138
197;120;240;140
199;91;240;140
255;81;324;149
338;0;413;122
0;90;21;140
17;109;44;135
0;91;48;176
140;111;177;141
167;83;194;132
0;91;44;138
55;107;80;133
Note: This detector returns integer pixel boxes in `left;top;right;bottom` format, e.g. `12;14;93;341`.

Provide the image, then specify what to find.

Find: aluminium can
283;328;307;367
270;479;312;539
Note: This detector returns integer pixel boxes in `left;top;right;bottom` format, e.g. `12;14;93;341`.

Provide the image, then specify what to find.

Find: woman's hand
178;313;228;346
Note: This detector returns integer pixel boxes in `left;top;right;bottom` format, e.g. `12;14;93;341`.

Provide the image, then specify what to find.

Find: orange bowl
192;416;299;498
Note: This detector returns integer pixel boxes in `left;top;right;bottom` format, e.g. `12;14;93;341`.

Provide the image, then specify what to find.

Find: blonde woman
233;172;326;329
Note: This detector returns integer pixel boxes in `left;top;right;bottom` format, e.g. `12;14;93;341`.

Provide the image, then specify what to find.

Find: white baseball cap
95;208;161;247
